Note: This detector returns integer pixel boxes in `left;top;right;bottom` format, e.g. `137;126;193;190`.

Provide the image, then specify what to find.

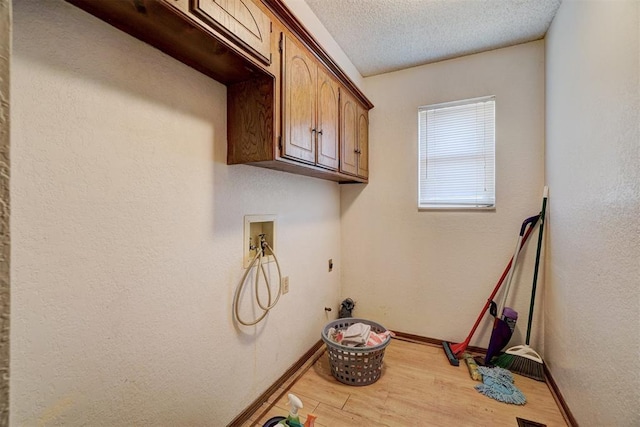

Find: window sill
418;206;496;212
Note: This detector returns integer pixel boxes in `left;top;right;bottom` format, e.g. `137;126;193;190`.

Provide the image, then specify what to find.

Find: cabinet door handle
311;128;317;134
317;129;323;135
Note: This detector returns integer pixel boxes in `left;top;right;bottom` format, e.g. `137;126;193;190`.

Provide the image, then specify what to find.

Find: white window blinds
418;96;495;209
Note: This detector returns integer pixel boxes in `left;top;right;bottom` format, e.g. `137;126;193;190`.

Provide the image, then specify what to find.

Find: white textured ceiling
303;0;562;77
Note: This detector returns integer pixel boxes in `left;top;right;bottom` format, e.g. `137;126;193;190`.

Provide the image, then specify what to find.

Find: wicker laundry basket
321;318;391;386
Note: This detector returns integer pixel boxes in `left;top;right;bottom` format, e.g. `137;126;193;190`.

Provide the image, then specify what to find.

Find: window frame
417;95;496;211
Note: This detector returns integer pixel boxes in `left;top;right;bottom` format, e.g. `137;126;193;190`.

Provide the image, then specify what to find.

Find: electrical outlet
281;276;289;294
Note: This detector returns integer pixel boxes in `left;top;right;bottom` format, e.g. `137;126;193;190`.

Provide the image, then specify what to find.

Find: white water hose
233;236;282;326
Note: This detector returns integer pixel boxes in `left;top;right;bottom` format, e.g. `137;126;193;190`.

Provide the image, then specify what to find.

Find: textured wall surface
11;1;342;424
0;0;9;425
343;42;546;350
545;1;640;425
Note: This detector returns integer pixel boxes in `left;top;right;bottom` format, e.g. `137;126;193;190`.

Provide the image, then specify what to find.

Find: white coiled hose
233;239;282;326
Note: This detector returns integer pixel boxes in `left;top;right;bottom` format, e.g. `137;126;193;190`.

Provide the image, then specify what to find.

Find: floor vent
517;417;547;427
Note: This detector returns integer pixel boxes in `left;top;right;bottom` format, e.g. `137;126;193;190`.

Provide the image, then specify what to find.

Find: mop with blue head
475;366;526;405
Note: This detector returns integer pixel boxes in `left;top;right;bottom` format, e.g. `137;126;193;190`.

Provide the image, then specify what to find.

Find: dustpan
485;315;514;365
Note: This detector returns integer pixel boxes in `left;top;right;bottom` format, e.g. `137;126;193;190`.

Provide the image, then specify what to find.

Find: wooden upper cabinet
316;67;340;170
191;0;272;65
282;34;317;164
340;89;368;179
281;33;340;171
357;104;369;178
340;90;358;176
64;0;372;182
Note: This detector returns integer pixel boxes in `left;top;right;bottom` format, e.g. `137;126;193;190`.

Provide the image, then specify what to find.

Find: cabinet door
340;89;358;176
282;35;316;164
316;67;340;170
192;0;271;64
357;105;369;178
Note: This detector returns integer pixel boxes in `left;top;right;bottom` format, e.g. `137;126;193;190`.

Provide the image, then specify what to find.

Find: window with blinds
418;96;495;209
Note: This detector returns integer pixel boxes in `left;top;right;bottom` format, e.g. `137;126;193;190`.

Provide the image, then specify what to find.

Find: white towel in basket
341;322;371;346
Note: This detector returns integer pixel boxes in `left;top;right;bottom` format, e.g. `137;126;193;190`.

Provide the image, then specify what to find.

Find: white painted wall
342;42;546;350
545;1;640;425
10;1;342;425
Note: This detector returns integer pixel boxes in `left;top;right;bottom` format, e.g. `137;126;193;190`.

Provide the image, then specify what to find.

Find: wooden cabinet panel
357;105;369;178
282;34;316;164
340;90;359;176
191;0;272;64
316;67;340;170
227;74;275;164
340;89;368;178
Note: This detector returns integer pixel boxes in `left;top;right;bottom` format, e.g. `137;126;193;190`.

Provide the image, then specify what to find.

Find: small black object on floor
262;416;286;427
516;417;547;427
338;298;355;318
474;355;487;366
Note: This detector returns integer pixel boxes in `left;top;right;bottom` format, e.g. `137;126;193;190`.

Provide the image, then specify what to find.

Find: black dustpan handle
525;186;548;345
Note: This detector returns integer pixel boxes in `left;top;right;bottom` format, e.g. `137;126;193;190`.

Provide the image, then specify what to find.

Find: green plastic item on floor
275;394;304;427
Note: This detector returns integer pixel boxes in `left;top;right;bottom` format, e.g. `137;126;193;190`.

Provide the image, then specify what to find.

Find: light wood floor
243;338;568;427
